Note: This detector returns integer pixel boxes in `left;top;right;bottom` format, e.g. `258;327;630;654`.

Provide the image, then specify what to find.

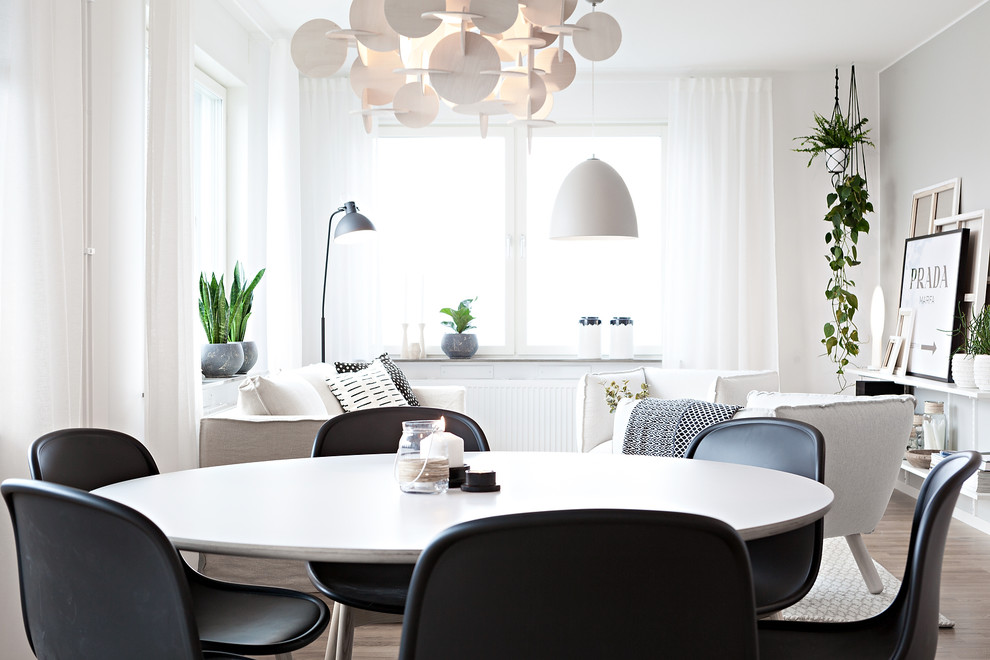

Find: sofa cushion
294;363;346;415
335;353;420;406
328;360;409;412
237;373;327;416
712;371;780;406
577;368;647;453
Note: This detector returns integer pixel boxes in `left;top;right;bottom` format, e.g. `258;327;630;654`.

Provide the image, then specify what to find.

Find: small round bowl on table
905;449;938;470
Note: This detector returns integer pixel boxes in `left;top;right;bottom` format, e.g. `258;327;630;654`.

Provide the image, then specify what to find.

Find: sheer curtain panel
662;77;779;371
265;40;304;371
300;77;380;364
0;2;85;657
145;0;199;472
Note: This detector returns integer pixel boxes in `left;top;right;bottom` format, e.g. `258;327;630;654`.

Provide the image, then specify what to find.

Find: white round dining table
93;451;833;564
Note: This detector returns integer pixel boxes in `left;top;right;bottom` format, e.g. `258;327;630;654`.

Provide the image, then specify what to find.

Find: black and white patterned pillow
327;361;409;412
335;353;420;406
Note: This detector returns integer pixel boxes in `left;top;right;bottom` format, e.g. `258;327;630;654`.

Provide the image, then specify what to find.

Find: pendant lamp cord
591;2;597;158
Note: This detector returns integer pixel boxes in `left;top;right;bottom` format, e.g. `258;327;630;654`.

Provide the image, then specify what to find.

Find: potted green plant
794;111;874;174
228;262;265;373
968;305;990;390
946;303;978;388
198;273;243;378
440;297;478;359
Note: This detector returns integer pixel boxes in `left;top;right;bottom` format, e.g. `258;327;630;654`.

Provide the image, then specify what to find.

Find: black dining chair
2;478;253;660
686;417;826;615
398;508;759;660
757;449;981;659
28;427;330;659
308;407;489;660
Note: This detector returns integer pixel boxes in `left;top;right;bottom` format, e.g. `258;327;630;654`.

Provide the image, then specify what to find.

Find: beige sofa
197;362;466;592
576;367;781;453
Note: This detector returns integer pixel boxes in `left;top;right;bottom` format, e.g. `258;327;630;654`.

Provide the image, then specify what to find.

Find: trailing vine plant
795;67;874;391
822;173;872;390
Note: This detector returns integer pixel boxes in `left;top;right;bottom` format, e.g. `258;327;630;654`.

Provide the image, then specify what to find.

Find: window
192;69;226;276
374;124;663;357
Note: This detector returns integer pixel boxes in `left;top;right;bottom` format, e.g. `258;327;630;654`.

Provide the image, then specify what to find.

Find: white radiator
463;380;577;452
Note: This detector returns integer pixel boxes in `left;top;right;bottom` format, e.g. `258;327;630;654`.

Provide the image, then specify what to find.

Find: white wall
879;1;990;365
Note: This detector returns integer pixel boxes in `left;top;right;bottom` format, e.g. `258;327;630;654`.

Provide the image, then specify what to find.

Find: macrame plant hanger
846;64;868;190
829;68;844;188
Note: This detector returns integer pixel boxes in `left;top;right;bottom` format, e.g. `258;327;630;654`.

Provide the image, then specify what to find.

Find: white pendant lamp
550;157;637;239
550;1;636;240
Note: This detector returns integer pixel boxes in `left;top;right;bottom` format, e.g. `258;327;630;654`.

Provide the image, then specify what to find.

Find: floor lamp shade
333;201;376;243
550;158;638;239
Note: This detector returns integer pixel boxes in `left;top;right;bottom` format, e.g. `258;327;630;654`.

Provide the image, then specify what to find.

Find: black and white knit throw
622;398;740;457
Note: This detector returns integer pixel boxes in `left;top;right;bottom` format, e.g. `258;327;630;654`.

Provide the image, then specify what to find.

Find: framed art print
898;228;969;381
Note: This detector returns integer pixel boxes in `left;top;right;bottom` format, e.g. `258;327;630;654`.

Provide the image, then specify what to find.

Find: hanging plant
793;111;873;170
796;67;875;391
822;173;872;390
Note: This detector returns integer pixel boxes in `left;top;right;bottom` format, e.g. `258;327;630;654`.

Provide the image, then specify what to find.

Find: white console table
850;368;990;533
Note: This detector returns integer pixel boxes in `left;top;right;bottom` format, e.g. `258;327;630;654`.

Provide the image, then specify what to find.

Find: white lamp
870;285;885;369
550;158;638;239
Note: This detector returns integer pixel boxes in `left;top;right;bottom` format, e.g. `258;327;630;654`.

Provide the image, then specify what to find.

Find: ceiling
235;0;986;73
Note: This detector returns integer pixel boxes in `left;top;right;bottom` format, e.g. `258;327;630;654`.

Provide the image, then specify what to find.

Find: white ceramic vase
973;354;990;391
951;353;978;388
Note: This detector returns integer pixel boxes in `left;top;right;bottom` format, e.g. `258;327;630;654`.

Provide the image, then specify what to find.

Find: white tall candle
438;431;464;467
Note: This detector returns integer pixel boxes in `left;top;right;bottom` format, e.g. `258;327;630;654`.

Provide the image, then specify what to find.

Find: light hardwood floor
285;490;990;660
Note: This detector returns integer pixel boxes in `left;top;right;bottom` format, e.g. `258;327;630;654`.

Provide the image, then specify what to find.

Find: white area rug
778;537;954;628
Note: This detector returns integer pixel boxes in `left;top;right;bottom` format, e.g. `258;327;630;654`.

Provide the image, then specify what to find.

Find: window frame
374;121;666;358
192;67;228;277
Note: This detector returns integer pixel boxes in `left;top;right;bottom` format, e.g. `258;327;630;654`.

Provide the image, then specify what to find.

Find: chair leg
845;533;884;594
324;602;341;660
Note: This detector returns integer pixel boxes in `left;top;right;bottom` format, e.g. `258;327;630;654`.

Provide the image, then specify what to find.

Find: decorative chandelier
289;0;622;141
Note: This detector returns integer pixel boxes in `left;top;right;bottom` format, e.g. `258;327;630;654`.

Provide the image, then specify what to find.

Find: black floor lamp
322;201;376;363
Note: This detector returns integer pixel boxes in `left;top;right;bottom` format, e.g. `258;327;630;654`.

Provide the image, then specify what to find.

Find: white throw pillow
327;361;409;412
237;373;327;416
577;368;647;453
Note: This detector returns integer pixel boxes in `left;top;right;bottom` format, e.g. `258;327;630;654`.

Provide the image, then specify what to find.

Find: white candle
437;431;464;467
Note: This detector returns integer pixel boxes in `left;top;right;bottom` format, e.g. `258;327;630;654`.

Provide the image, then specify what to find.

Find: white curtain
662;77;779;371
0;2;84;656
300;76;380;363
145;0;199;472
265;40;304;372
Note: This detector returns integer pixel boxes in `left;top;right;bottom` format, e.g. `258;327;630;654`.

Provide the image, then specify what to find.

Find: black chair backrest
398;509;759;660
30;427;158;490
313;407;489;457
686;417;824;482
892;450;980;659
2;479;205;659
686;417;826;614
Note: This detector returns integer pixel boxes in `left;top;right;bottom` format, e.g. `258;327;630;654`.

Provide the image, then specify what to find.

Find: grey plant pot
201;342;244;378
441;333;478;359
235;340;259;374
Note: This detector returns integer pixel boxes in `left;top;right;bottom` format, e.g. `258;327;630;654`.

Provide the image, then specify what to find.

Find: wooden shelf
900;460;990;500
850;368;990;400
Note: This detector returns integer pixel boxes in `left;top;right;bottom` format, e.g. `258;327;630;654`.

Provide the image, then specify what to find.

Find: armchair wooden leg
335;604;355;660
846;533;884;594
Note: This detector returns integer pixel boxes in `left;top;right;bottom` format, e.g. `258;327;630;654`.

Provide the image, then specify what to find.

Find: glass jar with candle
922;401;947;452
395;420;449;494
